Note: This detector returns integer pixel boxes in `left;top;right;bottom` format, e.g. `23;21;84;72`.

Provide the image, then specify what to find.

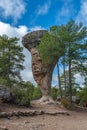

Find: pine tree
0;34;25;87
54;20;87;104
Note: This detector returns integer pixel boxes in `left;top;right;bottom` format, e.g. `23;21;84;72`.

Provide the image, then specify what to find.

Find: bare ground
0;101;87;130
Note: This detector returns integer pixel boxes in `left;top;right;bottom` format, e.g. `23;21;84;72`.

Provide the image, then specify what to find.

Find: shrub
79;86;87;107
32;86;41;100
11;87;30;107
51;87;58;100
61;97;71;109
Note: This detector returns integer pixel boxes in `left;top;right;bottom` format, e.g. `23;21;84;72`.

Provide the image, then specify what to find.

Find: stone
0;85;11;102
72;96;80;104
22;30;59;103
0;127;8;130
0;110;70;119
22;30;47;51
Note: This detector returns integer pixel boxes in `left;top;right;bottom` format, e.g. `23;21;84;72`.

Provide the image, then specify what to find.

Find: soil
0;101;87;130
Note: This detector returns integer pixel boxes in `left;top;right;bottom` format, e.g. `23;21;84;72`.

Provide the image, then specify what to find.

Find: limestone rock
22;30;47;51
22;30;58;102
22;30;48;86
0;85;11;102
0;110;70;118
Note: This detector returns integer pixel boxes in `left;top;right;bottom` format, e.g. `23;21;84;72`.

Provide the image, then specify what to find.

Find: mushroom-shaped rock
22;30;56;103
22;30;47;51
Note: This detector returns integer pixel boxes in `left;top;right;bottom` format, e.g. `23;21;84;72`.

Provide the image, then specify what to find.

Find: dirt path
0;102;87;130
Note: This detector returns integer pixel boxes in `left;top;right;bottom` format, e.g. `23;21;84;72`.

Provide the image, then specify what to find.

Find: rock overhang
22;30;47;51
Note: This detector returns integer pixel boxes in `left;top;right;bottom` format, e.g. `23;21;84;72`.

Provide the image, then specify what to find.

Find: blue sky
0;0;87;86
0;0;87;28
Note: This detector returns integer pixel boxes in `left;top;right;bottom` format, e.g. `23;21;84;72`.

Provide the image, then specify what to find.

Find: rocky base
36;96;55;104
0;110;70;119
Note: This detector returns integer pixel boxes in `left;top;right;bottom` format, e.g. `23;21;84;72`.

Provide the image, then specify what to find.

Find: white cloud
0;21;47;85
29;26;45;32
36;0;51;16
74;74;84;86
76;0;87;25
56;1;75;23
21;49;37;86
0;0;26;22
58;6;70;17
0;21;37;85
30;0;51;25
0;21;28;38
21;69;37;85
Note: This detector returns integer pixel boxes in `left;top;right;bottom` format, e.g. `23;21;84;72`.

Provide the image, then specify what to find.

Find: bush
11;87;30;107
11;81;36;107
51;87;58;100
20;96;30;107
61;97;71;109
32;86;41;100
79;86;87;106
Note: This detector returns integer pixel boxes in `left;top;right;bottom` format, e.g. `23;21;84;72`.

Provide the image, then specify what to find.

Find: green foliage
63;20;87;76
56;20;87;103
19;81;35;100
32;86;41;99
11;81;35;107
37;31;65;64
37;20;87;104
60;69;80;96
0;34;25;87
61;97;71;109
11;81;42;106
51;87;58;100
79;86;87;106
12;87;30;107
84;77;87;86
0;77;7;85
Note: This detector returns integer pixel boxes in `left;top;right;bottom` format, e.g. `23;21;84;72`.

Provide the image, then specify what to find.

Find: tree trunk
69;59;72;104
63;61;67;97
57;63;62;99
68;42;72;105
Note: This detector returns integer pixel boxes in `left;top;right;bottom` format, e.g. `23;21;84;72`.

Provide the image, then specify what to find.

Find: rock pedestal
22;30;58;103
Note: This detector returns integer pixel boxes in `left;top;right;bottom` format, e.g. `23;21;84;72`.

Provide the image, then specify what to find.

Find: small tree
0;34;25;87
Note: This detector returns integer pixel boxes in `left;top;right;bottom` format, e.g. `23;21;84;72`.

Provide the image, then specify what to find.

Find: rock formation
0;85;11;102
22;30;59;103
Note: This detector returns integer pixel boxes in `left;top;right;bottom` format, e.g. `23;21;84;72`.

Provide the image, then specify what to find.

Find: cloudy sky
0;0;87;86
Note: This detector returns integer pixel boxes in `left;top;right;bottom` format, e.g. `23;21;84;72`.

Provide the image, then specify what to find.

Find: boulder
0;85;11;102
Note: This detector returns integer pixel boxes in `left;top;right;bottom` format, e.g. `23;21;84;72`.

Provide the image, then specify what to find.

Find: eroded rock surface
22;30;47;51
22;30;58;103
